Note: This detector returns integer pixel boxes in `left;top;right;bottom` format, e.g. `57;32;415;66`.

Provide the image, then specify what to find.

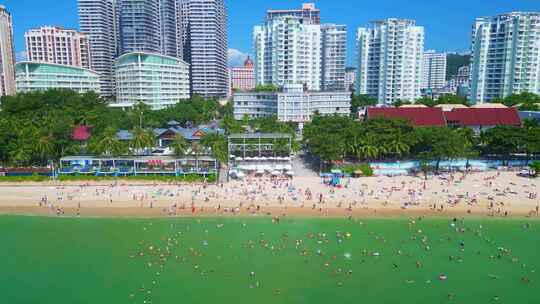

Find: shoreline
1;205;539;220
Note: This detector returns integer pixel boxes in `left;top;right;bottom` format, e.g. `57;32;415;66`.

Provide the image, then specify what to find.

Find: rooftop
445;108;521;126
367;107;446;127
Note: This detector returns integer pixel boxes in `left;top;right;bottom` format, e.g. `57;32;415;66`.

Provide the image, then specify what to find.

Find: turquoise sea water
1;216;539;303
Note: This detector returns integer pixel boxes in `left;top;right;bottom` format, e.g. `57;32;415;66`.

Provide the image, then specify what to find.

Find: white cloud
228;48;250;67
15;51;27;62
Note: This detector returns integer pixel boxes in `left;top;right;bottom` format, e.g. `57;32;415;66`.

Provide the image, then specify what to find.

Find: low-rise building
366;106;522;133
113;52;190;109
233;84;350;126
15;61;100;94
117;121;224;150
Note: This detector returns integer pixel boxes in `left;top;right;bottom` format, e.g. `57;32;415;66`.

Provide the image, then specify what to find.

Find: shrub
530;161;540;177
0;174;50;182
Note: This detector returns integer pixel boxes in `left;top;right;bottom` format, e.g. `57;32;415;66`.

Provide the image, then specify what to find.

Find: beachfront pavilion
58;156;218;176
228;133;293;177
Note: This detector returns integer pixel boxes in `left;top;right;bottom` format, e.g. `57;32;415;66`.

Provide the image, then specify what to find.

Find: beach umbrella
271;170;281;176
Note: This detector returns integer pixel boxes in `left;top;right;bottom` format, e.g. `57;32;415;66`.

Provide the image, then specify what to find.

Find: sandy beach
0;171;538;218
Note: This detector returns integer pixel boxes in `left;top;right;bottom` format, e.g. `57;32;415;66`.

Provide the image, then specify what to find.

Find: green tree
34;133;56;163
129;102;152;128
303;114;352;164
253;84;279;92
170;134;189;158
502;92;540;107
89;127;127;156
350;94;377;114
200;133;228;163
437;94;468;105
414;127;472;173
130;127;155;154
480;126;524;165
530;161;540;177
190;142;203;163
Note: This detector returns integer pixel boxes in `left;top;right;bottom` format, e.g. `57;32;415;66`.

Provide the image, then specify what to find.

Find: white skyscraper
356;19;424;105
254;16;322;91
180;0;228;99
0;5;15;96
25;26;92;69
78;0;118;99
321;24;347;91
254;4;347;92
422;50;447;90
470;12;540;103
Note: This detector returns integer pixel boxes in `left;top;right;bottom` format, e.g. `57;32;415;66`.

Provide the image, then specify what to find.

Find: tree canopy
303;114;539;170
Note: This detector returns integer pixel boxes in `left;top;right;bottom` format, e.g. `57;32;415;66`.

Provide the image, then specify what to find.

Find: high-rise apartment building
159;0;179;58
254;4;347;92
117;0;161;54
421;50;447;90
78;0;118;99
25;26;92;69
254;16;322;91
470;12;540;103
0;5;15;96
230;56;255;92
180;0;228;99
357;19;424;105
321;24;347;91
267;3;320;24
116;0;180;57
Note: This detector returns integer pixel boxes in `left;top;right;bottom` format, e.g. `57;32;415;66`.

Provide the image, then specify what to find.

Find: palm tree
387;137;410;158
358;144;379;160
201;133;228;162
170;134;189;157
89;127;126;156
191;142;202;160
129;102;151;128
130;127;155;155
357;134;380;160
35;133;55;162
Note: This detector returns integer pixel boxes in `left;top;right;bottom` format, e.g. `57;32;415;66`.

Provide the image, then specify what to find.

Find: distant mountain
446;54;471;80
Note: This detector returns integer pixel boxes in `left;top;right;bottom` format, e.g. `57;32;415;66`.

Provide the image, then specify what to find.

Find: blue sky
4;0;540;66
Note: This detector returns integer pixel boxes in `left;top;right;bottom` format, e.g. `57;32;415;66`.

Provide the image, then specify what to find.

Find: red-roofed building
366;107;522;133
72;125;92;142
444;108;521;133
366;107;447;127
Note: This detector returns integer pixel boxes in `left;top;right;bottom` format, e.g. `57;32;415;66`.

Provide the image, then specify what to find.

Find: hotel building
15;62;100;94
113;52;190;109
233;84;350;126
